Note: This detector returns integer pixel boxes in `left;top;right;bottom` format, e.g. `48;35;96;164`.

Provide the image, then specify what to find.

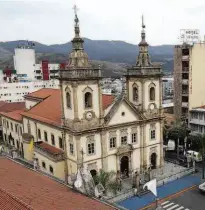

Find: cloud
0;0;204;45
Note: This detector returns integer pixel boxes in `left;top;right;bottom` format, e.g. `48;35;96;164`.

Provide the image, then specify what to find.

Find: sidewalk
117;174;202;210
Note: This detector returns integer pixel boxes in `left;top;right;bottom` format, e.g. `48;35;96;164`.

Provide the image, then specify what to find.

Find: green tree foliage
93;169;120;195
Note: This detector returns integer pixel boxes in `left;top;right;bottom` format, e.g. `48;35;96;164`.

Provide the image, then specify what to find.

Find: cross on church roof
142;15;145;29
73;4;79;15
73;4;79;26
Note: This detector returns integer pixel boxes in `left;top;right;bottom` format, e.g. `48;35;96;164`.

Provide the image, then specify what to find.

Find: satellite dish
74;180;82;188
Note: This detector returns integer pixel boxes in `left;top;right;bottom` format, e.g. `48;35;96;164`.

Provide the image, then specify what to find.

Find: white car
199;182;205;194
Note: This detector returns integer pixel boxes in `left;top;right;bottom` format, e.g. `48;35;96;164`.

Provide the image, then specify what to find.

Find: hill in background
0;39;174;77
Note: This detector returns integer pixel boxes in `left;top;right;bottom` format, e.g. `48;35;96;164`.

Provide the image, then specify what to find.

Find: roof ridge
0;186;35;210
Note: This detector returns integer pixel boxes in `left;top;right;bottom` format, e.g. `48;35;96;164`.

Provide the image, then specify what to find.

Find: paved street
168;187;205;210
118;174;201;210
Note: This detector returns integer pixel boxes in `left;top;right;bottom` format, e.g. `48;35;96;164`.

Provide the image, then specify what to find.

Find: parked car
199;182;205;194
186;150;202;162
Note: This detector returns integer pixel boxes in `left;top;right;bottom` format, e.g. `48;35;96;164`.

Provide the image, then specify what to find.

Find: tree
93;169;120;195
190;133;205;179
167;119;187;146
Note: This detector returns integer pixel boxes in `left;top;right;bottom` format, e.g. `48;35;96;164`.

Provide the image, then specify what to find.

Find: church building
0;10;164;181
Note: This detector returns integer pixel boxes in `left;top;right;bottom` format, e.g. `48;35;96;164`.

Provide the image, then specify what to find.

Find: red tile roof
22;89;115;126
0;188;32;210
0;158;116;210
35;141;63;155
0;110;24;122
25;88;58;100
102;94;115;110
0;102;25;113
22;89;62;126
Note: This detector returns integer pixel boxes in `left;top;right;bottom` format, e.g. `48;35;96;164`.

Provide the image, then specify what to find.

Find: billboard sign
180;29;200;44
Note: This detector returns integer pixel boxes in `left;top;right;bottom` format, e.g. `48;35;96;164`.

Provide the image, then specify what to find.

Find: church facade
0;11;164;181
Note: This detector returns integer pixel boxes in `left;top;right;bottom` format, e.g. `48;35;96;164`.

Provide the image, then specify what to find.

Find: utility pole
177;137;179;159
203;155;205;180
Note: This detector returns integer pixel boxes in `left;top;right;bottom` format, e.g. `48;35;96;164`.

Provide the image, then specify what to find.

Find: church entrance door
151;153;157;169
120;156;129;177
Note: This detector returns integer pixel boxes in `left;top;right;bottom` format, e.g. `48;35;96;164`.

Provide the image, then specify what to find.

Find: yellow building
174;42;205;123
0;12;164;182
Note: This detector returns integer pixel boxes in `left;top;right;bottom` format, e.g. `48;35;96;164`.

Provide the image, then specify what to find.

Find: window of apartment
192;112;198;119
59;137;63;149
132;133;137;143
121;136;127;145
109;137;116;149
199;113;203;120
42;161;46;169
200;126;203;133
44;131;48;142
51;134;55;145
7;121;9;129
49;165;54;174
69;143;74;155
10;123;13;131
38;129;41;139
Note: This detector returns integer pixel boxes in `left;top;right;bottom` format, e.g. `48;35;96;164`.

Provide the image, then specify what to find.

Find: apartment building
189;106;205;134
174;42;205;123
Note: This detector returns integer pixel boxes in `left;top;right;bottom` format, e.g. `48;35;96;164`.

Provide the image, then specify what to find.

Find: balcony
182;79;189;85
182;102;189;108
59;68;101;81
126;67;163;77
34;141;64;162
182;67;189;73
182;90;189;96
182;55;189;61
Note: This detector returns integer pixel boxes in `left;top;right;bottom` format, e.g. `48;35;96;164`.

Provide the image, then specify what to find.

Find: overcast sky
0;0;205;45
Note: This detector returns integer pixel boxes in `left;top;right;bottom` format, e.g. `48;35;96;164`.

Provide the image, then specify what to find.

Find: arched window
149;87;155;101
42;161;46;169
85;92;92;108
142;54;145;66
66;92;71;108
49;165;54;174
133;86;138;101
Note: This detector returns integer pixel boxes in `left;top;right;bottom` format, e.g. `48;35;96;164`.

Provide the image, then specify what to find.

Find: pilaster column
61;131;68;182
141;79;145;112
143;124;147;168
140;124;144;171
100;131;108;171
71;82;79;121
160;120;164;166
76;136;82;168
98;81;104;124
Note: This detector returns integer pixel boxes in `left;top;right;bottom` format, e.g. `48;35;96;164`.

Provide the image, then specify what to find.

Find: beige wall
128;80;143;106
1;116;23;149
62;82;101;121
144;80;160;110
77;84;100;119
23;117;63;150
128;79;160;110
62;84;74;120
189;43;205;109
34;151;65;180
25;99;38;109
108;101;138;126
